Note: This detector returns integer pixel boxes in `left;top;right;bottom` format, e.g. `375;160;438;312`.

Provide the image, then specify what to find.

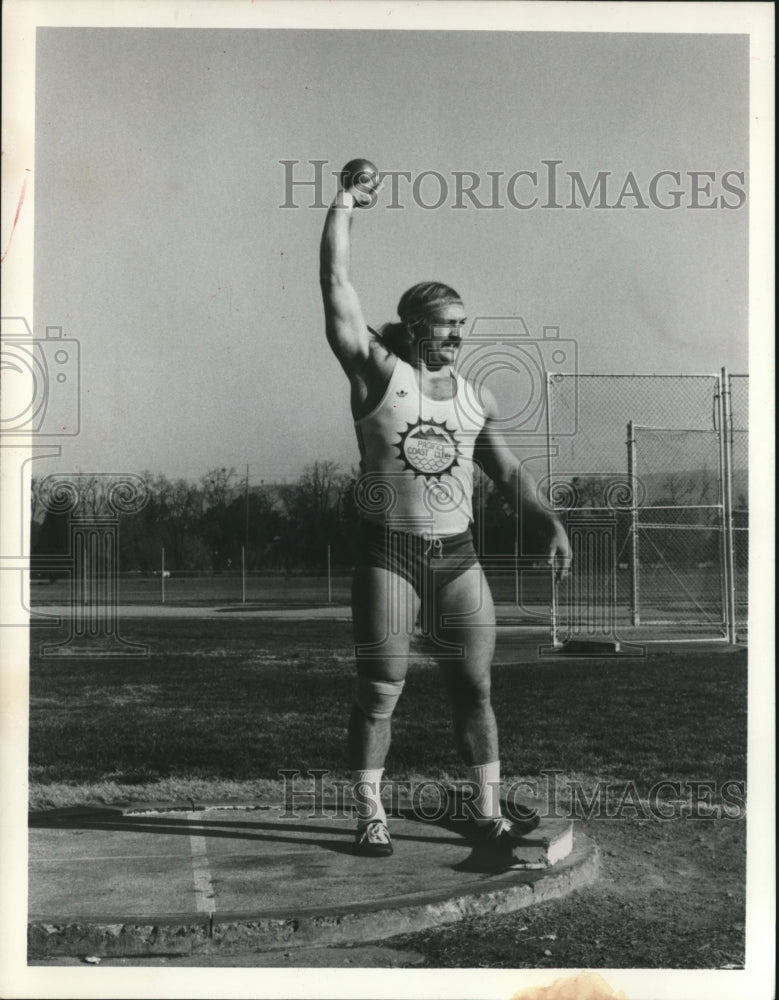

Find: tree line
29;462;518;575
30;463;742;576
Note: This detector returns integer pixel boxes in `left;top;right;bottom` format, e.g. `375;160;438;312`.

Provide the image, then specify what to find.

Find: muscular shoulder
349;330;398;419
354;329;396;386
366;328;397;367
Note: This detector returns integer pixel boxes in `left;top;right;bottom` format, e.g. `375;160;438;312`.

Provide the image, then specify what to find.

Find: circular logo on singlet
396;418;461;478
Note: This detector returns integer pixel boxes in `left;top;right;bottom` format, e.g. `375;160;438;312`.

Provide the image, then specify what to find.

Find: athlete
319;170;571;871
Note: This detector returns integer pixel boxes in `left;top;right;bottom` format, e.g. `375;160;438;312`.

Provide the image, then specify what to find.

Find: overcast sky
32;27;749;483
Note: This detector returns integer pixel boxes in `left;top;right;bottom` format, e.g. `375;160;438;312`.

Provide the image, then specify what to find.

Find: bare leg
433;565;498;766
434;565;540;867
349;565;420;770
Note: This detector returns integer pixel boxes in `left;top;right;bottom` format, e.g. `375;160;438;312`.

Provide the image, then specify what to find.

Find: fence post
627;420;640;627
545;373;558;647
161;547;165;605
714;375;730;638
720;368;737;643
327;544;332;603
244;465;250;604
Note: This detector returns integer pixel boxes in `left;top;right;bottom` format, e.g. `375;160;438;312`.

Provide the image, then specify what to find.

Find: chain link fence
543;372;747;643
728;375;748;636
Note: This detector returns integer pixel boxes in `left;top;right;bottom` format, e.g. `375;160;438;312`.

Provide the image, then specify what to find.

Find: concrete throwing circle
29;802;599;958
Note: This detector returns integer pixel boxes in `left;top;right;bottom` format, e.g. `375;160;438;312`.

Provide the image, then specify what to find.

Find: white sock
466;760;502;826
352;768;387;826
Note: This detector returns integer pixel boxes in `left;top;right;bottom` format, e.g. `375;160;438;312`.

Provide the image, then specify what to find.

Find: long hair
377;281;463;361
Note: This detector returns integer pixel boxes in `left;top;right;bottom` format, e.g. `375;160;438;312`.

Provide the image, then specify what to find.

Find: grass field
30;574;356;608
28;614;747;968
30;572;542;608
29;566;726;616
29;618;746;790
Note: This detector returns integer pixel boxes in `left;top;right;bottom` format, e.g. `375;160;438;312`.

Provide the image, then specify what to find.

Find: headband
400;297;465;324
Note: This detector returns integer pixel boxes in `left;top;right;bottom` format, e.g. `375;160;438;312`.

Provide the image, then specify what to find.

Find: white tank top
354;358;487;536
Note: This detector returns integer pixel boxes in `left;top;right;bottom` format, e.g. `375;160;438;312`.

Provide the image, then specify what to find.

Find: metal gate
544;372;748;644
726;374;749;638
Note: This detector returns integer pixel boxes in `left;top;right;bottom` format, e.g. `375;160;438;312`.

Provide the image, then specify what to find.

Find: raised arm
319;188;372;375
475;391;572;580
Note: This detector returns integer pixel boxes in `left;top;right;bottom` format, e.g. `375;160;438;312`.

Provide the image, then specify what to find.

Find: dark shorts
356;519;479;597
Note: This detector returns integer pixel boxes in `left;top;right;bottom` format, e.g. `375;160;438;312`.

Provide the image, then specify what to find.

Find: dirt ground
387;810;746;969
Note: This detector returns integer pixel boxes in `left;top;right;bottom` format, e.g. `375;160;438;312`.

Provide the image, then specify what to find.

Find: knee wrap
355;677;405;720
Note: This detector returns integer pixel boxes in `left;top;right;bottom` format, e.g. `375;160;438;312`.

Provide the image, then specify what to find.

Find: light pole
243;464;249;603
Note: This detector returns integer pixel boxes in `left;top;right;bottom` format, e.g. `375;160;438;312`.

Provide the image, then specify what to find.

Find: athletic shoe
498;804;541;837
455;816;540;874
440;785;539;837
355;820;394;857
479;814;540;841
